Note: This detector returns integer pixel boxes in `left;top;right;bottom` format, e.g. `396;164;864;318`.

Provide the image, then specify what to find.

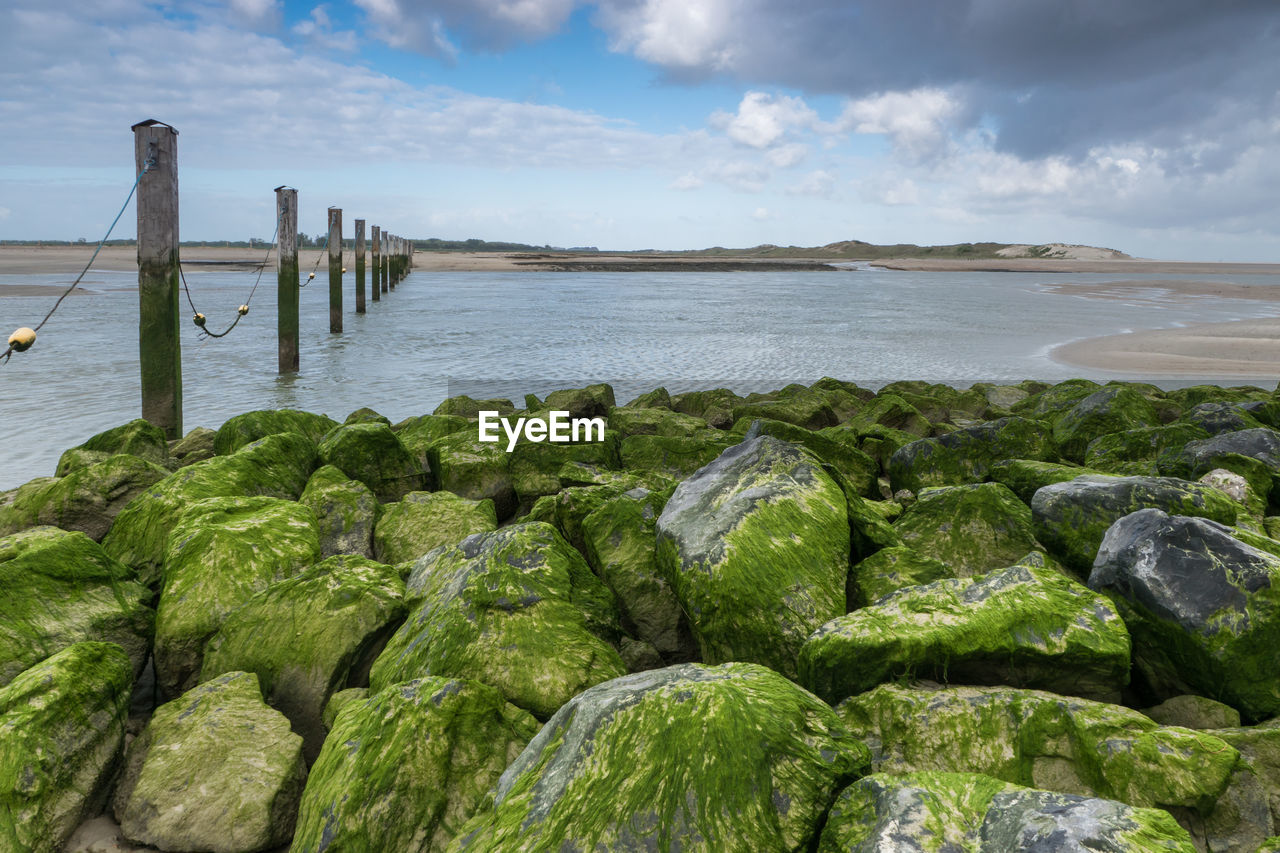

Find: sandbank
872;257;1280;275
1052;318;1280;378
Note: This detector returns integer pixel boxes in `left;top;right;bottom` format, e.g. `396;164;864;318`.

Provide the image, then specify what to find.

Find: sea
2;263;1278;490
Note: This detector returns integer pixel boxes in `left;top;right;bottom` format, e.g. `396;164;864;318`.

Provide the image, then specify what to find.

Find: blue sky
1;0;1278;259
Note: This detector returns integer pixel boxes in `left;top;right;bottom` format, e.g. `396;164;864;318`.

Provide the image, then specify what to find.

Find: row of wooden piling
131;119;414;440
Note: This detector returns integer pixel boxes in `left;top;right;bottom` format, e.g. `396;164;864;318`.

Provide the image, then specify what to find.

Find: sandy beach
871;257;1280;275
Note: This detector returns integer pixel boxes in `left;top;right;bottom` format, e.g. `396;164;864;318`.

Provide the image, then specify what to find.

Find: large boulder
799;564;1130;706
1161;428;1280;504
454;663;870;851
200;555;406;761
1089;508;1280;720
1052;386;1163;462
849;544;952;606
55;417;171;475
318;422;426;502
838;683;1255;850
733;417;879;497
670;387;741;428
426;431;518;521
213;407;337;455
888;417;1054;493
732;388;839;430
113;671;306;853
582;487;693;661
1083;423;1211;476
154;496;321;698
1011;379;1103;421
373;490;497;564
298;464;378;558
892;482;1042;578
607;406;711;438
102;431;318;585
655;436;850;679
0;643;133;853
818;771;1195;853
988;458;1099;504
508;428;621;506
0;454;169;541
290;677;538;852
846;393;932;437
1031;474;1240;573
369;523;625;718
1181;402;1270;436
618;432;737;479
0;526;152;686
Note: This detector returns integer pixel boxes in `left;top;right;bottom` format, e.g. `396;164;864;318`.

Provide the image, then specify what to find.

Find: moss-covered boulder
799;564;1130;706
433;395;515;419
850;544;952;606
1182;401;1270;436
0;527;152;686
582;487;693;660
0;454;169;541
55;417;171;476
427;431;517;521
618;432;737;479
733;416;879;497
608;405;711;438
1052;386;1163;462
1160;428;1280;505
669;387;741;428
0;642;133;853
1090;508;1280;721
1144;694;1242;730
1011;378;1103;421
154;496;321;698
543;383;616;418
102;431;318;584
837;683;1248;847
732;388;839;430
200;555;406;761
319;422;426;502
1031;474;1240;573
291;677;538;852
168;425;216;467
454;662;870;851
1083;423;1211;476
113;671;306;853
624;386;671;409
394;413;471;471
373;490;497;564
298;464;378;558
989;458;1099;504
370;523;625;718
213;408;337;455
892;482;1042;578
343;406;391;426
847;393;932;437
888;416;1054;493
818;771;1195;853
655;436;850;679
509;428;620;505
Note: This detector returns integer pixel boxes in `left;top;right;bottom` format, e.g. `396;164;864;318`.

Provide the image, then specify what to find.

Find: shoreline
1050;317;1280;379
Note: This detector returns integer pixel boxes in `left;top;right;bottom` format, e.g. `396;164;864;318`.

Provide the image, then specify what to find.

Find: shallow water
1;265;1278;489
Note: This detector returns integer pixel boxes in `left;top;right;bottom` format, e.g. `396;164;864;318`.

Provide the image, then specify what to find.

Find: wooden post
328;207;342;333
132;120;182;438
381;233;390;293
371;225;381;302
354;219;366;314
389;234;398;290
276;186;299;373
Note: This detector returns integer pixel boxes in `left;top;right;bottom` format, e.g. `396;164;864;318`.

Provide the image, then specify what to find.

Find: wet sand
872;257;1280;275
1052;318;1280;379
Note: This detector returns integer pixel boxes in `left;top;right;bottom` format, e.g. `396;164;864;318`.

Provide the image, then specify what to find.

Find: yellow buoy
8;327;36;352
237;305;249;316
193;313;206;327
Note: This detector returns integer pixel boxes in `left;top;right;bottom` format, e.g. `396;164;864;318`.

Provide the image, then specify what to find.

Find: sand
872;257;1280;275
1051;318;1280;379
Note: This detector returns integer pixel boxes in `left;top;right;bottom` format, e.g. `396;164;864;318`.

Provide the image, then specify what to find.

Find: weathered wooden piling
328;207;342;333
276;186;299;373
354;219;366;314
371;226;381;302
132;119;182;438
381;233;390;293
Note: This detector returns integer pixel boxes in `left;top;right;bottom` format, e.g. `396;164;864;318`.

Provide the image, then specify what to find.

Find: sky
1;0;1277;260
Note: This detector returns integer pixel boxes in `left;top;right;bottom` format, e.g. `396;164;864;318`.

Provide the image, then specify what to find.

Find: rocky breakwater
5;377;1280;851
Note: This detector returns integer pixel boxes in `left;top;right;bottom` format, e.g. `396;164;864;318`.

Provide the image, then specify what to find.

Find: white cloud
711;91;818;149
787;169;836;198
670;173;703;190
766;143;809;168
292;5;358;51
228;0;280;25
354;0;576;55
596;0;739;69
841;88;961;160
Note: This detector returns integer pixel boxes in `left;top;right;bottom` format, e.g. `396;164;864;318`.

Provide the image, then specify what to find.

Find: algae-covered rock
102;431;318;584
373;490;497;564
582;487;693;660
607;405;710;438
299;464;378;558
370;522;625;718
1052;386;1163;462
846;393;932;437
799;564;1130;706
0;527;152;686
888;416;1054;493
200;555;406;761
850;544;952;606
509;429;620;504
394;413;471;470
734;416;879;497
321;686;366;730
213;407;338;455
1144;694;1243;730
624;386;671;409
544;383;616;418
168;425;216;467
0;454;168;541
56;417;171;476
343;406;391;426
113;671;306;853
1011;378;1103;421
291;677;538;853
619;432;737;479
1090;508;1280;720
670;387;742;428
837;683;1241;834
154;496;321;698
1161;428;1280;504
732;389;838;430
1084;423;1211;476
1182;401;1270;435
433;395;515;419
818;771;1196;853
655;436;850;678
989;458;1099;504
893;482;1042;578
0;642;133;853
454;662;870;852
1031;474;1240;573
319;421;426;502
426;431;517;520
